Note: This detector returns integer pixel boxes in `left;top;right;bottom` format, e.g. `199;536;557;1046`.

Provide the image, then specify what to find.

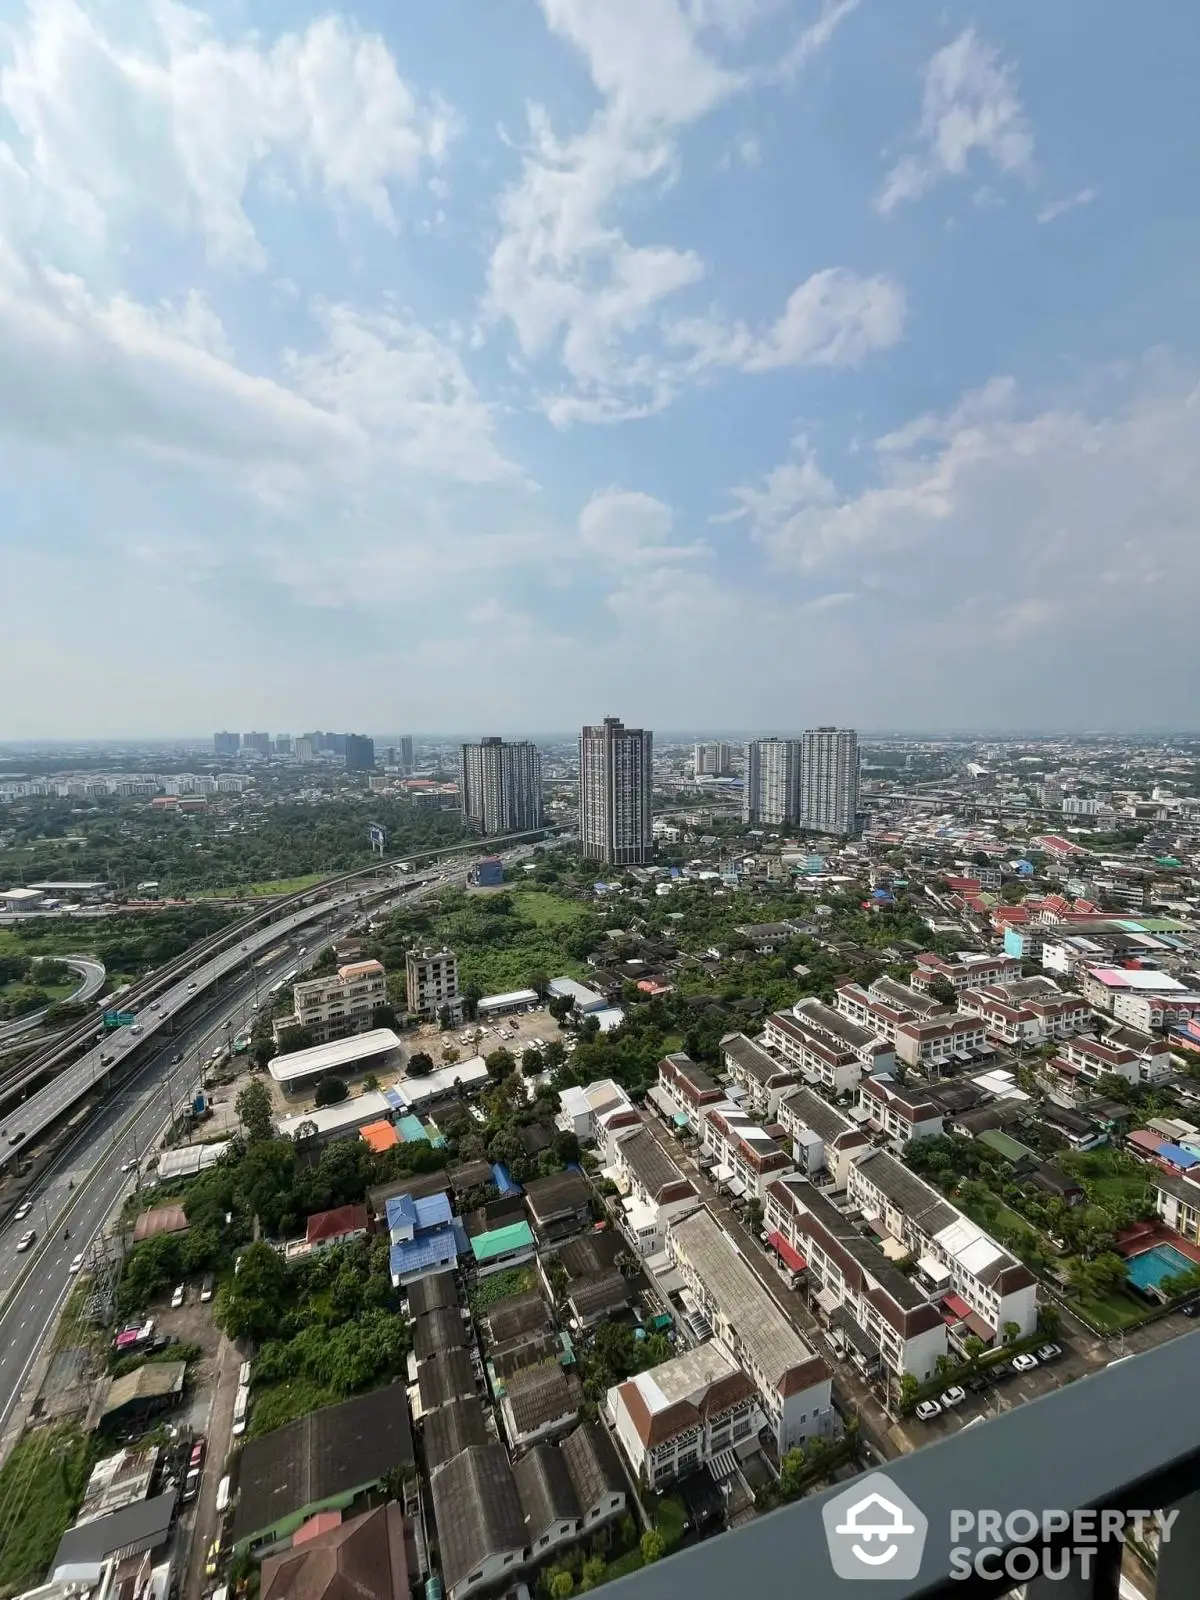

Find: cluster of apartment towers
460;722;860;867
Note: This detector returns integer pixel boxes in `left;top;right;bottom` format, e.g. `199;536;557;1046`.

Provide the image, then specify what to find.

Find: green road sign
103;1011;138;1027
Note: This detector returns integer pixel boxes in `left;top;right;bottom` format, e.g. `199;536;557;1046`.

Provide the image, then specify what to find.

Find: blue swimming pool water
1126;1243;1194;1291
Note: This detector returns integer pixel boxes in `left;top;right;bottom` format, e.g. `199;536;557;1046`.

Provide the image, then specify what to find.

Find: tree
548;995;576;1024
370;1004;397;1030
898;1373;920;1414
219;1241;289;1341
553;1129;581;1166
362;1073;380;1093
407;1051;434;1077
1002;1320;1020;1345
315;1075;348;1107
235;1078;275;1143
437;1006;453;1031
543;1040;567;1071
529;970;550;1001
522;1046;545;1076
1036;1302;1062;1337
640;1530;665;1564
962;1335;986;1362
485;1047;516;1081
580;1556;607;1592
276;1024;315;1055
926;976;958;1007
743;1198;764;1233
548;1574;575;1600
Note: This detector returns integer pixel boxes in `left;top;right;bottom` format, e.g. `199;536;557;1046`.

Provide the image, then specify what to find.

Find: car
205;1540;221;1578
200;1274;215;1303
914;1399;942;1422
171;1053;182;1065
13;1201;31;1221
1182;1302;1200;1318
68;1253;85;1274
120;1159;138;1174
8;1131;24;1144
1012;1352;1039;1373
189;1438;206;1469
171;1284;185;1309
1036;1343;1063;1363
130;1024;142;1035
940;1385;967;1407
965;1373;990;1394
17;1230;35;1251
149;1002;160;1012
188;981;197;991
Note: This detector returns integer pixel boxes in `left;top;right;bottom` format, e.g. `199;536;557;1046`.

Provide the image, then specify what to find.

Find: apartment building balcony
609;1331;1200;1598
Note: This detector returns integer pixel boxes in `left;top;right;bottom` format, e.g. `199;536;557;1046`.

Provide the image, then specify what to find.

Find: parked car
1036;1343;1063;1363
965;1373;990;1394
68;1253;85;1274
915;1399;942;1421
1182;1302;1200;1319
200;1274;215;1303
1012;1352;1039;1373
171;1284;185;1309
16;1230;36;1252
940;1385;967;1407
205;1540;221;1578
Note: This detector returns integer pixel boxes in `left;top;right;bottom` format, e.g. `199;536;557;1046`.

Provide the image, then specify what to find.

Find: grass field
513;890;590;929
0;1425;94;1592
1071;1289;1149;1332
194;873;330;899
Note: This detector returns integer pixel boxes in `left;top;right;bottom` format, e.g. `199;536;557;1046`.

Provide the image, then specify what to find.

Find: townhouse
1151;1170;1200;1246
653;1052;726;1132
1052;1035;1142;1088
698;1103;796;1201
1082;967;1200;1031
607;1125;700;1256
720;1032;803;1118
761;999;894;1096
909;951;1022;995
666;1208;835;1454
958;978;1091;1048
608;1342;762;1489
556;1080;641;1160
855;1075;944;1145
1103;1024;1173;1084
847;1148;1038;1345
836;977;949;1044
775;1086;871;1191
764;1177;947;1382
894;1013;991;1070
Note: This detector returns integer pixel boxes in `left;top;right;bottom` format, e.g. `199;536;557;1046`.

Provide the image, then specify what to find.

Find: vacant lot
511;890;591;929
0;1424;94;1593
194;873;329;900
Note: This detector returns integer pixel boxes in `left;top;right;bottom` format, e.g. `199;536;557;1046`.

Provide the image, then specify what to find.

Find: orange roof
360;1120;400;1152
293;1511;343;1546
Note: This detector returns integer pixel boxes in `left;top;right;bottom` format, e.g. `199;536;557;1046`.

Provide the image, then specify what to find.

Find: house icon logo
822;1473;928;1581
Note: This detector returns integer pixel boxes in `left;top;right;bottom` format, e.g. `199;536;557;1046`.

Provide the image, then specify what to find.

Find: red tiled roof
306;1204;370;1244
767;1231;807;1274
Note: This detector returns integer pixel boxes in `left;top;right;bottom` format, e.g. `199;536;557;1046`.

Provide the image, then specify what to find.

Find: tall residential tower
460;737;544;836
798;727;859;836
743;738;803;825
579;717;654;866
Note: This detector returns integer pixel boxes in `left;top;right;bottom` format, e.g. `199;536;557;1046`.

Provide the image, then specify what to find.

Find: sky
1;0;1199;738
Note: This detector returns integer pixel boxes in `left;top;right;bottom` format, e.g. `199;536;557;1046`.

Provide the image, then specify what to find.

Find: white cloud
1038;186;1098;224
486;0;865;424
578;487;707;565
0;0;456;269
877;29;1034;215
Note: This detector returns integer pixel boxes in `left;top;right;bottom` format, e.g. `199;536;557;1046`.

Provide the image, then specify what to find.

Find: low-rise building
430;1445;527;1600
775;1088;871;1190
666;1208;835;1454
287;960;387;1045
608;1125;700;1256
894;1013;991;1071
654;1052;725;1131
386;1193;464;1287
720;1033;803;1118
699;1103;796;1201
760;999;894;1096
1053;1035;1142;1087
1151;1170;1200;1245
836;978;948;1044
269;1029;404;1091
764;1178;947;1382
909;951;1023;994
958;978;1091;1048
855;1076;944;1145
405;949;461;1021
557;1080;640;1157
847;1149;1038;1347
499;1359;582;1451
1081;966;1200;1031
608;1342;761;1490
523;1172;592;1244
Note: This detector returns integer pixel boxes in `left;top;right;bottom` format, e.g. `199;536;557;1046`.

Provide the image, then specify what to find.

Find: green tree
543;1040;567;1071
362;1073;380;1092
485;1047;517;1081
371;1004;397;1030
276;1024;316;1054
1002;1320;1020;1345
548;1574;575;1600
315;1076;348;1107
898;1373;920;1414
926;976;958;1007
235;1078;275;1143
640;1529;665;1564
580;1556;607;1592
406;1051;434;1077
219;1242;289;1341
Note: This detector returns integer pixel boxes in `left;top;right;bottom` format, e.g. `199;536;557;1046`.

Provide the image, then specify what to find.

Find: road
0;849;531;1435
0;957;107;1044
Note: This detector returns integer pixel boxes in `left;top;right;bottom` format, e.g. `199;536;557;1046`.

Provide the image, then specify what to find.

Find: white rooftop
398;1055;488;1104
625;1341;740;1413
934;1215;1004;1276
278;1090;392;1139
269;1027;403;1084
1091;968;1185;992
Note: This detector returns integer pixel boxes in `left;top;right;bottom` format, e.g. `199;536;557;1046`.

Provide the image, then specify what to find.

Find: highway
0;957;107;1045
0;848;530;1436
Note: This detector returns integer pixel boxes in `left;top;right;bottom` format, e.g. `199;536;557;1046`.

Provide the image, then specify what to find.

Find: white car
16;1230;35;1252
13;1201;31;1221
68;1253;85;1274
188;981;197;990
130;1025;142;1035
940;1385;967;1407
121;1159;138;1174
915;1399;942;1421
1036;1343;1063;1363
1012;1352;1039;1373
171;1284;185;1309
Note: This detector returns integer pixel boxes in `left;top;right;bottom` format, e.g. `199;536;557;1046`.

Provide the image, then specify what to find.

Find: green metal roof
470;1220;535;1262
978;1129;1037;1164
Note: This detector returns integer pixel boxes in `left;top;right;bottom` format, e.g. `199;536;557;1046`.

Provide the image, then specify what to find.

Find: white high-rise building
799;727;859;836
579;717;654;866
743;738;803;825
692;741;733;778
460;737;543;836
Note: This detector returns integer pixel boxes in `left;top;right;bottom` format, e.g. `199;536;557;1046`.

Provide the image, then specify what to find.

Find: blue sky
1;0;1198;737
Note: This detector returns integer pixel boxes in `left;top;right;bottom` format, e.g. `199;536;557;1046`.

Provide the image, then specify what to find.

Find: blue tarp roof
389;1223;460;1279
1159;1143;1200;1169
492;1162;524;1195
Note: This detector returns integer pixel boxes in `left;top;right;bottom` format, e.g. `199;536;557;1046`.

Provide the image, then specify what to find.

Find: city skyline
2;2;1199;737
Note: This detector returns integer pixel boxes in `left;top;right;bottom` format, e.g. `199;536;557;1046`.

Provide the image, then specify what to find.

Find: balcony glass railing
610;1331;1200;1600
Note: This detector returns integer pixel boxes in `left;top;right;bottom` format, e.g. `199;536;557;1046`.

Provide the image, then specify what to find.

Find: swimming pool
1126;1243;1195;1292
